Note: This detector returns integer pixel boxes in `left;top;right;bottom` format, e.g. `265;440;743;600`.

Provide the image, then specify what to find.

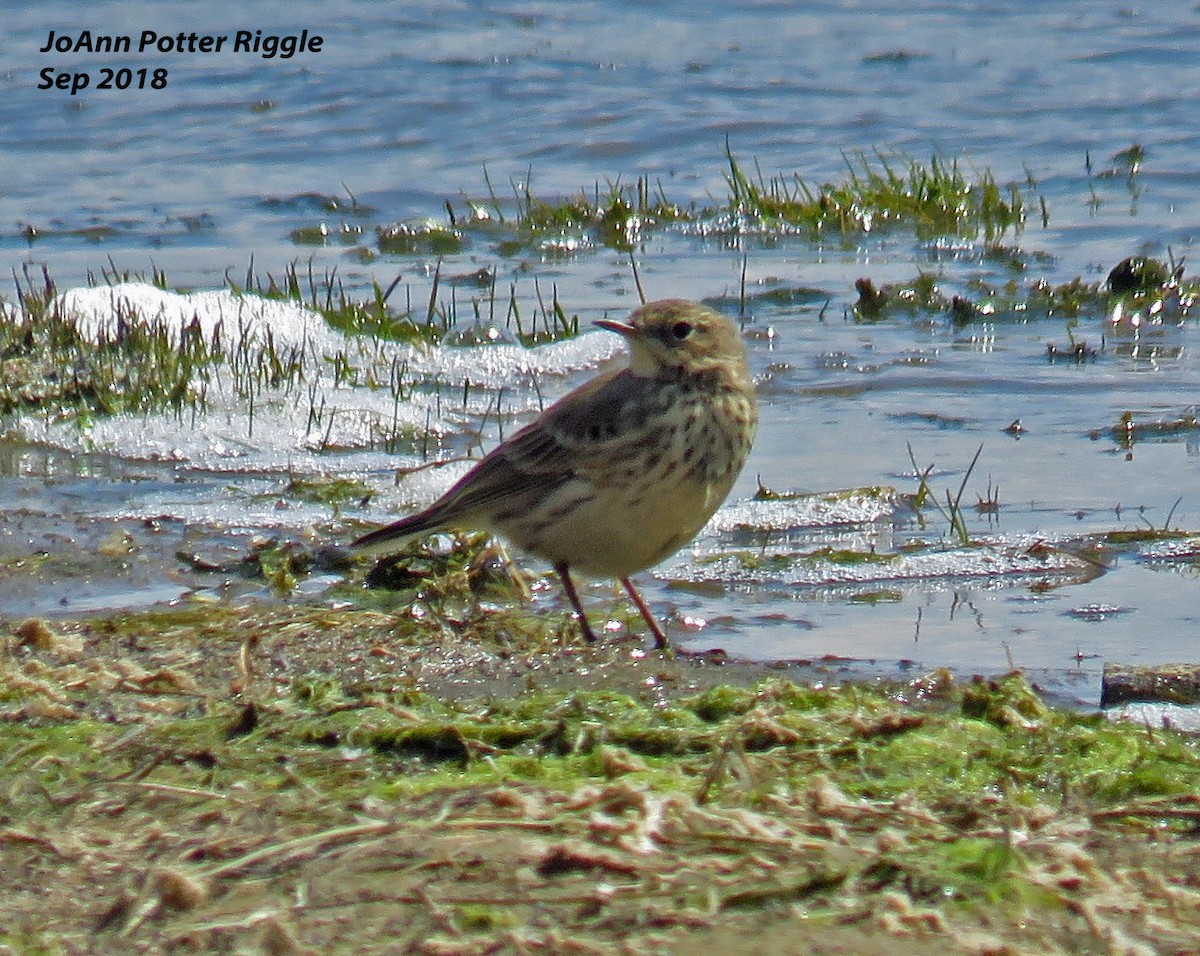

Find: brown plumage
353;298;757;649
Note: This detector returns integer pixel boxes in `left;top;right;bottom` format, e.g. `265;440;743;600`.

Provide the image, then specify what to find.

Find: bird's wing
433;368;659;513
353;368;662;550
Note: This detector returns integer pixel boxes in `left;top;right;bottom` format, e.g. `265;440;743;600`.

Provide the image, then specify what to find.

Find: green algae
851;254;1197;324
377;219;465;256
752;481;897;504
722;148;1029;241
6;603;1200;950
11;610;1195;815
419;148;1039;256
279;475;374;509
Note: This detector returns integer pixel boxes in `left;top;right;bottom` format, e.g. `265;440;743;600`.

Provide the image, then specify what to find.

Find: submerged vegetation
442;145;1035;253
0;264;212;420
0;257;584;431
1;145;1183;440
720;148;1029;241
853;253;1197;325
4;241;1191;446
215;147;1044;262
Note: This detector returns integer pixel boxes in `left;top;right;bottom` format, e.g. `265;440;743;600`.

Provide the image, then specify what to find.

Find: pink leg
555;563;597;643
621;577;669;650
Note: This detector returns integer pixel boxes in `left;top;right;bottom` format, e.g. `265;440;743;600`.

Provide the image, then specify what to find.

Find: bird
352;298;757;649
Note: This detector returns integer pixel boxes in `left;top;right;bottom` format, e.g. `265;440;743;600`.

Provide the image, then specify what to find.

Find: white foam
54;282;350;356
664;536;1089;588
710;491;900;532
18;284;626;482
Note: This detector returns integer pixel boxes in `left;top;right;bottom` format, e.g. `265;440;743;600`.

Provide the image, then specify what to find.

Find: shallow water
4;0;1200;703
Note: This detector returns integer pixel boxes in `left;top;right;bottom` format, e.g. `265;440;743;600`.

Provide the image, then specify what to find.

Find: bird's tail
351;510;447;556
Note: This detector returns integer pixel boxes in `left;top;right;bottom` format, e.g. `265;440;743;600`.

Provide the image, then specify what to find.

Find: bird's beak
595;318;638;338
596;317;657;376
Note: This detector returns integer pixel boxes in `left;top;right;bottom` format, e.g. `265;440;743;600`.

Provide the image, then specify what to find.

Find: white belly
493;472;726;579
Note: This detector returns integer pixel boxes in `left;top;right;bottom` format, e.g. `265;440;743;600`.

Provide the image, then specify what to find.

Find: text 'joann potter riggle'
40;30;323;59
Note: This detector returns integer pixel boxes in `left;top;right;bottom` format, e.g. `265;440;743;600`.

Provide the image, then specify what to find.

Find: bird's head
595;299;750;383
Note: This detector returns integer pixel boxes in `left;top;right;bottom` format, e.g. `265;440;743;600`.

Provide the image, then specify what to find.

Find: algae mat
4;605;1200;954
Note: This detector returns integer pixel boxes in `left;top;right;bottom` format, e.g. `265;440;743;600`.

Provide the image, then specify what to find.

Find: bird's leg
555;563;598;643
621;577;669;650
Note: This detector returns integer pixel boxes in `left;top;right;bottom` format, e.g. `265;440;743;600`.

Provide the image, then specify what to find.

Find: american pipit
353;298;757;649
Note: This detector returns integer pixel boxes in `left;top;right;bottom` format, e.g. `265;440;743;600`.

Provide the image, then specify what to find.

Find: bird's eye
670;321;693;341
